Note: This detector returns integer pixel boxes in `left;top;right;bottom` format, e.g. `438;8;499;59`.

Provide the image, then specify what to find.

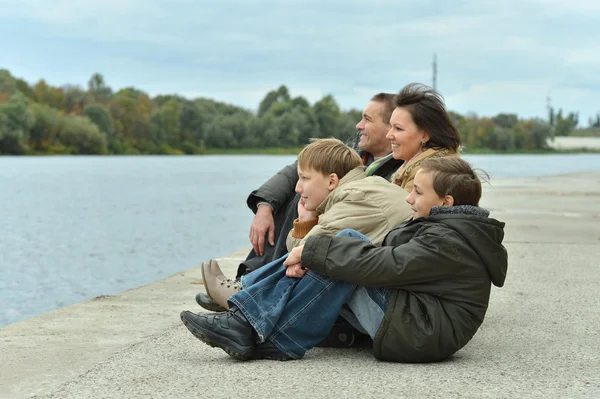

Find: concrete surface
1;172;599;399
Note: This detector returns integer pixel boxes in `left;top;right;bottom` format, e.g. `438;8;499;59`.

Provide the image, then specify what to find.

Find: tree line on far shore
0;69;597;155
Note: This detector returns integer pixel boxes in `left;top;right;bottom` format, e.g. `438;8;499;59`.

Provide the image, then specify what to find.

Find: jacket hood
429;206;508;287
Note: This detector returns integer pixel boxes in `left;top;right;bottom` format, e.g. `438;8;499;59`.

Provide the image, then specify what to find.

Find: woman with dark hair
387;83;461;192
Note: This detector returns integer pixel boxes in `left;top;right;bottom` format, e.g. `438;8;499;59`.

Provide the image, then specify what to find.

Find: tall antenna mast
432;54;438;90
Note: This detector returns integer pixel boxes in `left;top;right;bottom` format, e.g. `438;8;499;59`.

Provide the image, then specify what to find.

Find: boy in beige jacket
200;138;411;309
285;138;411;251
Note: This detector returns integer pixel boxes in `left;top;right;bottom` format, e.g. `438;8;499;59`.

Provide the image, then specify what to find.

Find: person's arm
246;161;299;214
299;186;412;245
247;161;299;256
300;227;465;288
285;198;319;252
286;218;319;252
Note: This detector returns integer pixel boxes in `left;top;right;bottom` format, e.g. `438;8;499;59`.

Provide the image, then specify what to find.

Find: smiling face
295;166;339;211
355;101;392;157
386;107;430;161
405;169;453;219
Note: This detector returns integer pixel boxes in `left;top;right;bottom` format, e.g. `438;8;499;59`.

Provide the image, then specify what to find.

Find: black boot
315;318;359;348
253;341;295;361
195;292;227;312
180;307;256;360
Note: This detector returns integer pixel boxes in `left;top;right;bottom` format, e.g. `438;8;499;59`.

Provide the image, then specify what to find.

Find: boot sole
196;293;227;312
180;312;254;361
253;347;294;361
197;300;227;313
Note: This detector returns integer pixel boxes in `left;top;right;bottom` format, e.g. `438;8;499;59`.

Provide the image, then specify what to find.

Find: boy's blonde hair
297;138;362;179
419;157;488;206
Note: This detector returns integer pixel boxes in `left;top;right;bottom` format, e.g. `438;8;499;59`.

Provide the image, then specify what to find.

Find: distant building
547;136;600;150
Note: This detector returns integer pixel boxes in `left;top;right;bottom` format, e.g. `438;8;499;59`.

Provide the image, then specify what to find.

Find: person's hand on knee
249;204;275;256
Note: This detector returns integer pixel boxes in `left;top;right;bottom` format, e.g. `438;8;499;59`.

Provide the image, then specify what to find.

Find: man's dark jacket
302;206;508;362
239;153;403;276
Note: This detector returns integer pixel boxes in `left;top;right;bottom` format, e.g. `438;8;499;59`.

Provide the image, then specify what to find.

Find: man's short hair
298;138;362;179
370;92;396;124
419;157;487;206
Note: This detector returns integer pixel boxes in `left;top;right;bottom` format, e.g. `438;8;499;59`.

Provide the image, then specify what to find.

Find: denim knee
336;229;370;242
337;228;360;237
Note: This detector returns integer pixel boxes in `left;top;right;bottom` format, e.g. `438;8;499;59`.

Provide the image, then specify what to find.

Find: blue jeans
228;229;390;359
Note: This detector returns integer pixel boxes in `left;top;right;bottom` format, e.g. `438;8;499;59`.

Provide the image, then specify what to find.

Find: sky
1;0;599;125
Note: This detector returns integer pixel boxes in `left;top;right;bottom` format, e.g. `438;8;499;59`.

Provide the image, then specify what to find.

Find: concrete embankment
1;172;599;399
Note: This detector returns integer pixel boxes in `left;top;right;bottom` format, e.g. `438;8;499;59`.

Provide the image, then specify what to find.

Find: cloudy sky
1;0;599;124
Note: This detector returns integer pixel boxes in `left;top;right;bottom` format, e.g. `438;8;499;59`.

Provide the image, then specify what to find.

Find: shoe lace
220;277;242;289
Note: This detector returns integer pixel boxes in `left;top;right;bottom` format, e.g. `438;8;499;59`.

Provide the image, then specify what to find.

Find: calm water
2;153;600;327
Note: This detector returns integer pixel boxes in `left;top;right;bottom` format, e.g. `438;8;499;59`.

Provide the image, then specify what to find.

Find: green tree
0;69;17;103
149;99;181;148
274;111;300;146
254;113;280;147
335;109;361;144
83;104;114;139
109;89;142;146
0;93;35;154
87;73;113;104
313;95;341;138
29;103;60;150
179;100;205;146
63;85;89;115
554;109;578;136
258;85;291;117
492;113;518;129
15;78;37;101
59;115;107;154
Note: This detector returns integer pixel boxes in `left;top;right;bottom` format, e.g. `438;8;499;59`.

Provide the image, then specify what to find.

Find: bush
58;115;107;154
83;103;114;138
158;143;184;155
181;141;199;155
0;129;28;154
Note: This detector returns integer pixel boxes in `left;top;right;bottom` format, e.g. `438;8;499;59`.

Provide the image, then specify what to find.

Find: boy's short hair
419;157;487;206
298;138;362;180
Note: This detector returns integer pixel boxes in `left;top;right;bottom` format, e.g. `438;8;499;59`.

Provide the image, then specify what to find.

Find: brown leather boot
200;259;242;310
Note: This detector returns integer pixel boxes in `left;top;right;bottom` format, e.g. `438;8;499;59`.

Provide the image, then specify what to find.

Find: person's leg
228;257;302;343
183;229;365;360
335;228;371;241
240;253;289;289
229;229;368;346
184;261;356;360
235;229;369;358
262;271;356;359
344;286;390;339
262;229;372;358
